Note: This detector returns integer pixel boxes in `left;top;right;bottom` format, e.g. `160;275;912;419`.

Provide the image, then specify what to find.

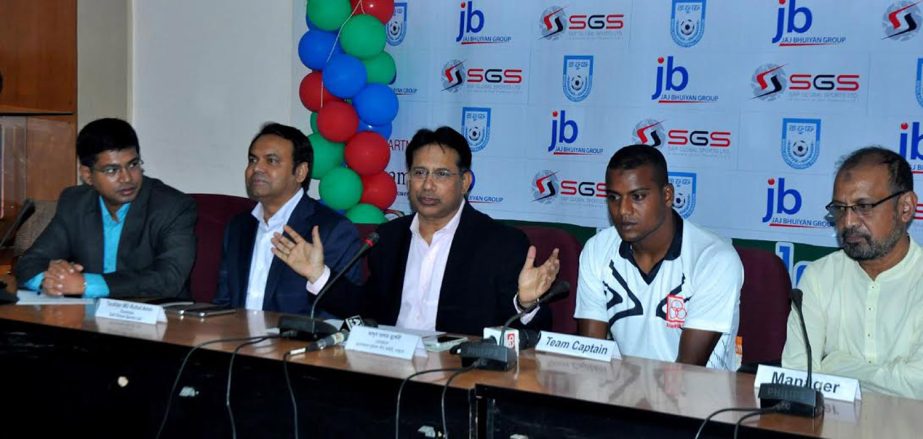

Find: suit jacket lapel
437;204;477;322
262;194;314;310
82;193;105;274
237;217;257;308
116;176;151;270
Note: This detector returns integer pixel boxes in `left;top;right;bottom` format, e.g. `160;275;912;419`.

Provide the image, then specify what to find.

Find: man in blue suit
212;123;361;315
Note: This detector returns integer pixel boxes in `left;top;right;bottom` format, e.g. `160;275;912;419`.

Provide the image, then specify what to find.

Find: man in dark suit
15;118;196;298
272;127;559;335
212;123;361;315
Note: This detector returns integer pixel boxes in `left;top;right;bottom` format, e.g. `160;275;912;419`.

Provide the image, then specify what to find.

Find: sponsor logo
652;56;719;104
882;1;921;41
899;121;923;173
762;177;829;228
563;55;593;102
531;170;606;206
669;172;697;218
751;63;860;102
781;118;821;169
467;170;504;204
387;2;408;46
664;294;688;328
632;119;732;158
440;59;524;93
546;110;604;156
461;107;491;152
393;87;418;96
388;170;409;198
671;0;707;47
772;0;846;47
917;58;923;108
456;1;511;45
538;5;625;41
775;242;810;286
388;138;409;152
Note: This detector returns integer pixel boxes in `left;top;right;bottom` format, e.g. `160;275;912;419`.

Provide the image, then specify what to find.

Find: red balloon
345;132;390;175
360;172;397;210
317;101;359;143
299;72;341;112
349;0;395;24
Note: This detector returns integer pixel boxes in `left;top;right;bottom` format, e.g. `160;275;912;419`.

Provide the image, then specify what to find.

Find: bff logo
882;1;921;41
781;118;821;169
461;107;491;152
386;3;408;46
563;55;593;102
669;172;697;219
671;0;707;47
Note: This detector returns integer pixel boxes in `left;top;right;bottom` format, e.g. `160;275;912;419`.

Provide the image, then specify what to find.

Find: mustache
839;226;870;241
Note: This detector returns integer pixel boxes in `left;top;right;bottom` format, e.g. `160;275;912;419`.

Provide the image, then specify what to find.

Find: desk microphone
455;280;570;371
278;232;379;341
758;288;824;417
0;199;36;305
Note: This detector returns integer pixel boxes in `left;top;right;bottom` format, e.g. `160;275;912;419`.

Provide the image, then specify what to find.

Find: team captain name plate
95;298;167;325
345;326;425;360
536;331;620;362
754;365;861;402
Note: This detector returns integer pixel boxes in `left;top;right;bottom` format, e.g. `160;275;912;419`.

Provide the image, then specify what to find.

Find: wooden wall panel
26;115;76;201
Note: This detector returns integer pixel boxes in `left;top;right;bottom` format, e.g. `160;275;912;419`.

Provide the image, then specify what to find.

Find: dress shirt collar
98;196;131;224
251;189;304;231
409;200;466;243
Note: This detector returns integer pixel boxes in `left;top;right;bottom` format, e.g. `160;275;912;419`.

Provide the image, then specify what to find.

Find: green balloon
346;203;386;224
310;112;319;133
308;133;344;180
319;167;363;210
340;14;386;59
307;0;351;31
361;51;396;84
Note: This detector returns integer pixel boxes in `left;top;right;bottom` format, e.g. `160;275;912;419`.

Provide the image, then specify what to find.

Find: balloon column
299;0;399;224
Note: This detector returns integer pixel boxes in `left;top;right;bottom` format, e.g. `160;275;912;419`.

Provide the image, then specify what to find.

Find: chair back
518;225;583;334
735;246;792;366
190;193;256;302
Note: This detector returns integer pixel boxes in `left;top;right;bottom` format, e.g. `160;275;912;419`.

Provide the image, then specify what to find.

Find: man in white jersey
575;145;743;369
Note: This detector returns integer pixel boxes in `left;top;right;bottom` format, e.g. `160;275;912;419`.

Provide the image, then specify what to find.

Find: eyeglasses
94;159;144;178
824;190;907;220
409;167;465;183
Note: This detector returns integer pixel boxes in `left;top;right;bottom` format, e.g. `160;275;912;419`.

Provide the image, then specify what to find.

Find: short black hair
606;145;669;187
836;146;913;194
405;126;472;171
76;118;140;167
250;123;314;190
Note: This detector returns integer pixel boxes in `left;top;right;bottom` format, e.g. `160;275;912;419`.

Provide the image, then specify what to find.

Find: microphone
278;232;379;341
758;288;824;417
0;199;36;305
307;330;349;352
455;281;570;371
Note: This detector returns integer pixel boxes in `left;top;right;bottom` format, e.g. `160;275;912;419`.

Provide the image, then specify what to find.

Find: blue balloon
359;120;392;140
323;54;367;99
298;30;343;71
353;84;399;126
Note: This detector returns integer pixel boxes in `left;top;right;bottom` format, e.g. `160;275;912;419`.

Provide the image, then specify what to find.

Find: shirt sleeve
22;273;44;291
683;245;743;334
513;296;540;325
83;273;110;298
573;237;609;323
819;345;923;399
305;266;331;295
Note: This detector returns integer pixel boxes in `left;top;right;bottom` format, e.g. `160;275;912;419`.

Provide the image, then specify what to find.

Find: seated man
15;118;196;298
270;126;560;335
782;146;923;399
575;145;742;369
212;123;361;314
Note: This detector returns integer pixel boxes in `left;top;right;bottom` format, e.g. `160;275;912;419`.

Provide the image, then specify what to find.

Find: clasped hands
41;259;86;296
270;225;561;305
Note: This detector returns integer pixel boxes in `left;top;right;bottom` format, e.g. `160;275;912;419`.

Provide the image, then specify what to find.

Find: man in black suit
15;118;196;298
272;126;559;335
212;123;361;315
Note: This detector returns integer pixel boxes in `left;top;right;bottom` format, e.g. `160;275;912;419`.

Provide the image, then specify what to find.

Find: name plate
95;298;167;325
345;326;424;360
754;365;862;402
536;331;620;362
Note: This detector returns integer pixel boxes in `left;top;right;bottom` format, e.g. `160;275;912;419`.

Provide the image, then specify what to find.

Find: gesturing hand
517;246;560;307
271;225;326;283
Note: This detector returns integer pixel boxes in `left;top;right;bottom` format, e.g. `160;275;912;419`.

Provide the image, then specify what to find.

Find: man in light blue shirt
15;118;196;298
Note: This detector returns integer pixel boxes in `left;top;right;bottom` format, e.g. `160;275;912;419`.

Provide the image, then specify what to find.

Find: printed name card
95;298;167;325
754;365;862;402
345;326;424;360
535;331;620;362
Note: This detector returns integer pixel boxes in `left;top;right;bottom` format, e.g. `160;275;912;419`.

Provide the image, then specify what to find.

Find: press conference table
0;304;919;438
